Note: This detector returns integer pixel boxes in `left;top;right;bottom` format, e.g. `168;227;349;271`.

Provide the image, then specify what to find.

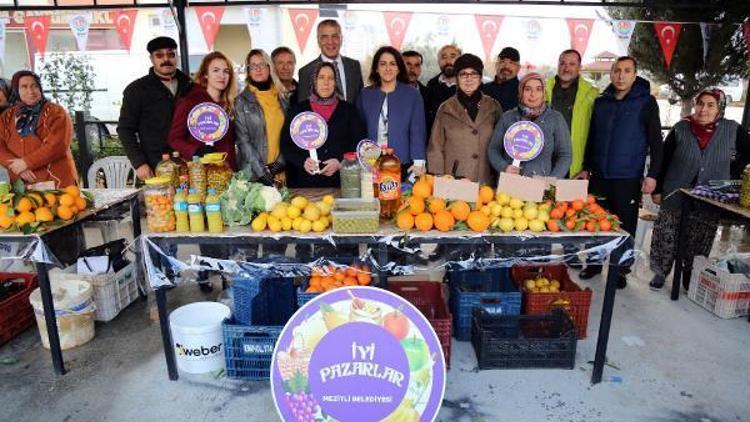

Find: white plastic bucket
170;302;231;374
29;279;96;350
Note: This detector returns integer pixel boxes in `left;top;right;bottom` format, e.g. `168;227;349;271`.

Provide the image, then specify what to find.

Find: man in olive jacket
117;37;192;180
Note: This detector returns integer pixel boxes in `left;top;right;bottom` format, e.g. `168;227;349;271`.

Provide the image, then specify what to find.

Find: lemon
287;205;301;219
523;207;538;220
514;217;529;231
299;219;312;233
499;217;515;233
281;216;293;231
292;216;304;231
317;201;332;216
513;209;524;219
496;192;510;205
528;219;545;232
537;210;549;223
490;204;503;217
322;194;335;205
271;203;289;219
267;215;282;232
291;196;308;210
251;214;268;232
525;279;537;290
318;215;329;227
480;205;491;216
501;207;513;218
304;204;321;221
509;198;524;209
312;219;327;232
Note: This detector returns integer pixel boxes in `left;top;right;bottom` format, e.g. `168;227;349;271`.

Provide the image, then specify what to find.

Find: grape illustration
284;392;321;422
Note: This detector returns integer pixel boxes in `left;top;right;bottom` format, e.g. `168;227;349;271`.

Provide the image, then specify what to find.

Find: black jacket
280;100;365;188
117;68;192;169
424;75;456;137
481;77;519;111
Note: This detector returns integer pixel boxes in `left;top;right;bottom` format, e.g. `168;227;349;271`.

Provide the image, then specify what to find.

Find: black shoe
579;267;602;280
199;281;214;293
649;274;665;290
616;274;627;289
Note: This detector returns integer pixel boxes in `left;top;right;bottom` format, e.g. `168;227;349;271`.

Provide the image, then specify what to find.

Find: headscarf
9;70;47;137
517;72;547;120
309;62;339;121
686;87;726;150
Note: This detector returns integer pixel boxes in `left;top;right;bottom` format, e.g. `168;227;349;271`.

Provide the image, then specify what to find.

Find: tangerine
414;212;434;231
478;186;494;205
44;192;57;207
0;214;14;229
412;180;432;199
15;211;36;226
75;196;87;211
56;205;74;221
396;212;415;230
466;210;490;232
356;272;372;285
343;277;358;286
433;210;455;232
63;185;80;197
450;201;471;222
16;197;33;213
59;194;75;207
35;207;54;222
427;197;446;213
406;196;425;216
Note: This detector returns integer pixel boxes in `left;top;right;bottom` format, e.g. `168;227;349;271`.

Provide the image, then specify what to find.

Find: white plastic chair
86;156;136;243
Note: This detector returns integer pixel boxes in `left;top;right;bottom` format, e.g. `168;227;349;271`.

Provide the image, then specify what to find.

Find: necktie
333;60;344;100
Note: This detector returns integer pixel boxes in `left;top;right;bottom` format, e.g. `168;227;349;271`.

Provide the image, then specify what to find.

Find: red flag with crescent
474;15;503;63
111;10;138;51
288;9;319;54
565;18;594;56
383;12;413;50
196;6;225;51
654;22;682;68
24;15;51;56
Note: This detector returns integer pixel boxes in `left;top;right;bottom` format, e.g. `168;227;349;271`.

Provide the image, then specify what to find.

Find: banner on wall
654;22;682;68
566;18;594;56
111;10;138;51
610;19;636;55
158;8;178;38
67;12;92;52
474;15;503;63
383;12;412;50
196;6;225;51
24;15;51;56
244;7;279;52
288;8;319;54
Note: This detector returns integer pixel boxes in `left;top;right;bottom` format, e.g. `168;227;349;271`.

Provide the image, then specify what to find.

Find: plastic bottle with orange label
376;147;401;219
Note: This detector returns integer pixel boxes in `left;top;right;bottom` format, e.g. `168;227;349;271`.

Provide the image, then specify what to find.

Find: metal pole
74;111;93;188
35;262;66;375
175;0;190;75
591;241;622;384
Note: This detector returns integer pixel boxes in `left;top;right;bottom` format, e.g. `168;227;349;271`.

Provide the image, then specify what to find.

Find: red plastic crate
387;281;452;368
0;273;38;346
511;264;592;339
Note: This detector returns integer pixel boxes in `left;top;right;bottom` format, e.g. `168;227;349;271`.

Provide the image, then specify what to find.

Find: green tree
607;3;750;114
38;53;95;115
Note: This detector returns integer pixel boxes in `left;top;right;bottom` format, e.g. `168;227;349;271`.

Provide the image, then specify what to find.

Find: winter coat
356;82;426;164
167;85;237;170
487;107;572;178
481;77;519;111
427;94;502;185
544;77;598;176
117;68;192;170
233;87;290;180
0;102;78;188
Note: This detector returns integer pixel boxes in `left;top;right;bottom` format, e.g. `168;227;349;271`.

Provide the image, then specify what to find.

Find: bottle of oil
376;148;401;219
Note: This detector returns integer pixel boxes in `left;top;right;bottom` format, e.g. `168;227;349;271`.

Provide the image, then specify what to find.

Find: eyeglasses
458;71;481;80
247;63;268;71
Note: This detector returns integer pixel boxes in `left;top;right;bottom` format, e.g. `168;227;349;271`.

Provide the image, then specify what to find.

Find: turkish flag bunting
196;6;225;51
474;15;503;63
654;22;682;68
288;9;319;54
111;10;138;51
24;16;51;56
383;12;413;50
566;18;594;57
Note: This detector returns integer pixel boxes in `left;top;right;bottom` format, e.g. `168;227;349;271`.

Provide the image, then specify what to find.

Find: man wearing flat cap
117;36;192;180
482;47;521;111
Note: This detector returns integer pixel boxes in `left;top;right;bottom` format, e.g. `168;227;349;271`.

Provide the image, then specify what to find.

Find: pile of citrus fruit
304;263;373;293
251;194;334;234
0;185;90;232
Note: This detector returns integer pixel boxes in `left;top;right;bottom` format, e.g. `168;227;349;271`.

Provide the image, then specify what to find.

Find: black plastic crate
233;274;296;326
471;308;577;370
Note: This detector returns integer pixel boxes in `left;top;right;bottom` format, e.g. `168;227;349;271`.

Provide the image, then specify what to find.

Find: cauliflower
253;186;282;212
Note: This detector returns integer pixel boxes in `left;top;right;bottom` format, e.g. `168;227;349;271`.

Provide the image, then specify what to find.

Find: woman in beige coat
427;54;502;185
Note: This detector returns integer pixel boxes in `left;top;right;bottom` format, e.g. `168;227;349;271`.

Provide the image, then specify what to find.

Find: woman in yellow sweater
234;49;289;186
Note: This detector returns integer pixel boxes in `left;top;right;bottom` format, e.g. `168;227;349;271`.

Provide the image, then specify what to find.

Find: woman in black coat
281;62;365;188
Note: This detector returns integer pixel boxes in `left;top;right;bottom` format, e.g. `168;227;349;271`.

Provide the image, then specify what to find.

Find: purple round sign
187;102;229;145
503;121;545;161
271;287;446;422
290;111;328;150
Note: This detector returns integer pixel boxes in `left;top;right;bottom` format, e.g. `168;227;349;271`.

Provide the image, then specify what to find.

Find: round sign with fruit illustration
187;102;229;145
271;286;446;422
503;121;544;162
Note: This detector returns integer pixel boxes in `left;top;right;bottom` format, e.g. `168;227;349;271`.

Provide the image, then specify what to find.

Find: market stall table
142;222;630;385
0;188;142;375
671;189;750;301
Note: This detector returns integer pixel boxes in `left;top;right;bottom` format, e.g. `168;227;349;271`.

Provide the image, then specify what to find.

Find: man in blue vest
576;56;664;288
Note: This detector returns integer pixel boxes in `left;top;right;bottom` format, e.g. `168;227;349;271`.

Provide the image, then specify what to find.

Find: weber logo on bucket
176;342;223;360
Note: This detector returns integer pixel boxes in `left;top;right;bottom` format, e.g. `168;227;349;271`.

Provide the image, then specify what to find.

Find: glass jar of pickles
144;176;176;232
201;152;232;195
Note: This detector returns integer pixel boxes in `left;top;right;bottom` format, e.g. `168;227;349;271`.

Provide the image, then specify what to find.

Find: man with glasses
425;45;461;135
482;47;521;111
297;19;363;104
118;36;192;181
271;46;298;104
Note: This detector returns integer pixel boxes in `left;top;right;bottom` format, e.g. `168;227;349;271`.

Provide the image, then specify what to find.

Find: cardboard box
554;179;589;202
496;173;546;202
433;177;479;202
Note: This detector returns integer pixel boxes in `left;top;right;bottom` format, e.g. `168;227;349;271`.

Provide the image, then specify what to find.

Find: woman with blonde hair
234;49;289;185
168;51;238;169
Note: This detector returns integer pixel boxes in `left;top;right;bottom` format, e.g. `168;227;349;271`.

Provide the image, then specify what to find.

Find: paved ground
1;226;749;422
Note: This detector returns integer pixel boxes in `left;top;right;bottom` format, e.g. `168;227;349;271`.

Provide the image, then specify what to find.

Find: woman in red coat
168;51;238;169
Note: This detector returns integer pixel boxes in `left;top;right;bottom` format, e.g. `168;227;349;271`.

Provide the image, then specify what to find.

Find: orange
75;196;87;211
15;211;36;226
59;193;75;207
0;214;14;229
547;220;561;232
69;205;79;214
414;212;433;232
450;201;471;222
396;212;415;230
309;276;322;288
333;271;346;282
412;180;432;199
343;277;358;286
433;210;455;232
16;197;33;213
427;197;446;214
34;207;54;223
63;185;80;198
406;196;425;216
306;285;323;293
571;199;585;211
466;211;490;232
478;186;494;205
357;272;372;285
598;219;612;231
312;267;325;277
345;266;358;278
44;192;57;207
56;205;74;221
0;203;7;215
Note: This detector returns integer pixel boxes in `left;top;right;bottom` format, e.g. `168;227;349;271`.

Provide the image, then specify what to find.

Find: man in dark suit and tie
297;19;363;104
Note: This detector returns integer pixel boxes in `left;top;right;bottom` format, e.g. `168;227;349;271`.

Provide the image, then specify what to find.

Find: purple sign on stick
503;121;545;162
290;111;328;150
187;102;229;145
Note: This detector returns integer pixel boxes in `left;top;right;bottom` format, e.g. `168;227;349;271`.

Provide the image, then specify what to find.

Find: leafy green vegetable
220;173;283;226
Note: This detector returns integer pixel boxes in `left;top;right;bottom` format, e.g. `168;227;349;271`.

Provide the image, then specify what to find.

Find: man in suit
297;19;363;104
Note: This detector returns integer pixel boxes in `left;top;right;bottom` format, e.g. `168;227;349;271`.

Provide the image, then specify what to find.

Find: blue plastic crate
233;274;296;326
223;319;282;380
447;268;521;341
